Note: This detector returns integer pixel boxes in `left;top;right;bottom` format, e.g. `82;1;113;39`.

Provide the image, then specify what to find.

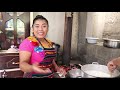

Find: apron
23;38;56;78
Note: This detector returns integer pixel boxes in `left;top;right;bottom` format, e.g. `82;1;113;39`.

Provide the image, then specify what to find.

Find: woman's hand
56;67;67;77
32;63;52;74
107;60;117;72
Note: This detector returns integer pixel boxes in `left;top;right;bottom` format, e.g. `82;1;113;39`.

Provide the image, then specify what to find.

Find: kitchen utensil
79;62;120;78
86;37;99;44
67;68;82;78
103;38;120;48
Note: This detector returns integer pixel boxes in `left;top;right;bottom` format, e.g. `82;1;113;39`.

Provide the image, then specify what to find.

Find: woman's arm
19;51;33;72
19;51;52;74
52;59;67;76
52;59;59;71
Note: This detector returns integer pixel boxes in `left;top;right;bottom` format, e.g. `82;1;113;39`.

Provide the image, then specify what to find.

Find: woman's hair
32;15;49;27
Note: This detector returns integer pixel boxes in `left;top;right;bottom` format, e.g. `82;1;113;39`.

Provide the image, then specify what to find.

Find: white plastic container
86;37;99;44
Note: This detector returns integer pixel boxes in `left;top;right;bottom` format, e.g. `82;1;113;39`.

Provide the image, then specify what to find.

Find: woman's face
32;19;48;39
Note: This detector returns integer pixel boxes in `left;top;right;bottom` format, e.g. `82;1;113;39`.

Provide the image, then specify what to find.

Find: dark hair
32;15;49;27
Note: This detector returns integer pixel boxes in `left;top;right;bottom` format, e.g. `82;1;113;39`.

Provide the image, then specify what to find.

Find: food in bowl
85;70;111;78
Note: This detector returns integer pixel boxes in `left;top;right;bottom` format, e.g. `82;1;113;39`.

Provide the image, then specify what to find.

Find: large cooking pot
79;62;120;78
103;38;120;48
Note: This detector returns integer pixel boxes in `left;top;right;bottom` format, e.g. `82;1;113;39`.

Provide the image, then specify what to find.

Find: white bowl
86;37;99;44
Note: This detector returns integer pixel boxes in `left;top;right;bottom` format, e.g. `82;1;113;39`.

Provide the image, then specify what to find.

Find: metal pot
67;68;82;78
79;62;120;78
86;37;99;44
103;38;120;48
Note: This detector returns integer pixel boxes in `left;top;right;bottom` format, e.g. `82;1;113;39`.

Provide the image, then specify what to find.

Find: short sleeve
19;39;34;52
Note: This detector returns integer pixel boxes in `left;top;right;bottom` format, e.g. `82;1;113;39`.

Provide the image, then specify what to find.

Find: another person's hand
32;63;52;74
107;60;117;72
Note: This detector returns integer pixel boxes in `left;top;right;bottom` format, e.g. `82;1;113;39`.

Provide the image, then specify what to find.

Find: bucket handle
92;62;99;64
78;64;83;67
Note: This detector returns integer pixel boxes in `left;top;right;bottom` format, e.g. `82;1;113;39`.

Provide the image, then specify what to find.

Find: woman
19;15;66;78
107;57;120;72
